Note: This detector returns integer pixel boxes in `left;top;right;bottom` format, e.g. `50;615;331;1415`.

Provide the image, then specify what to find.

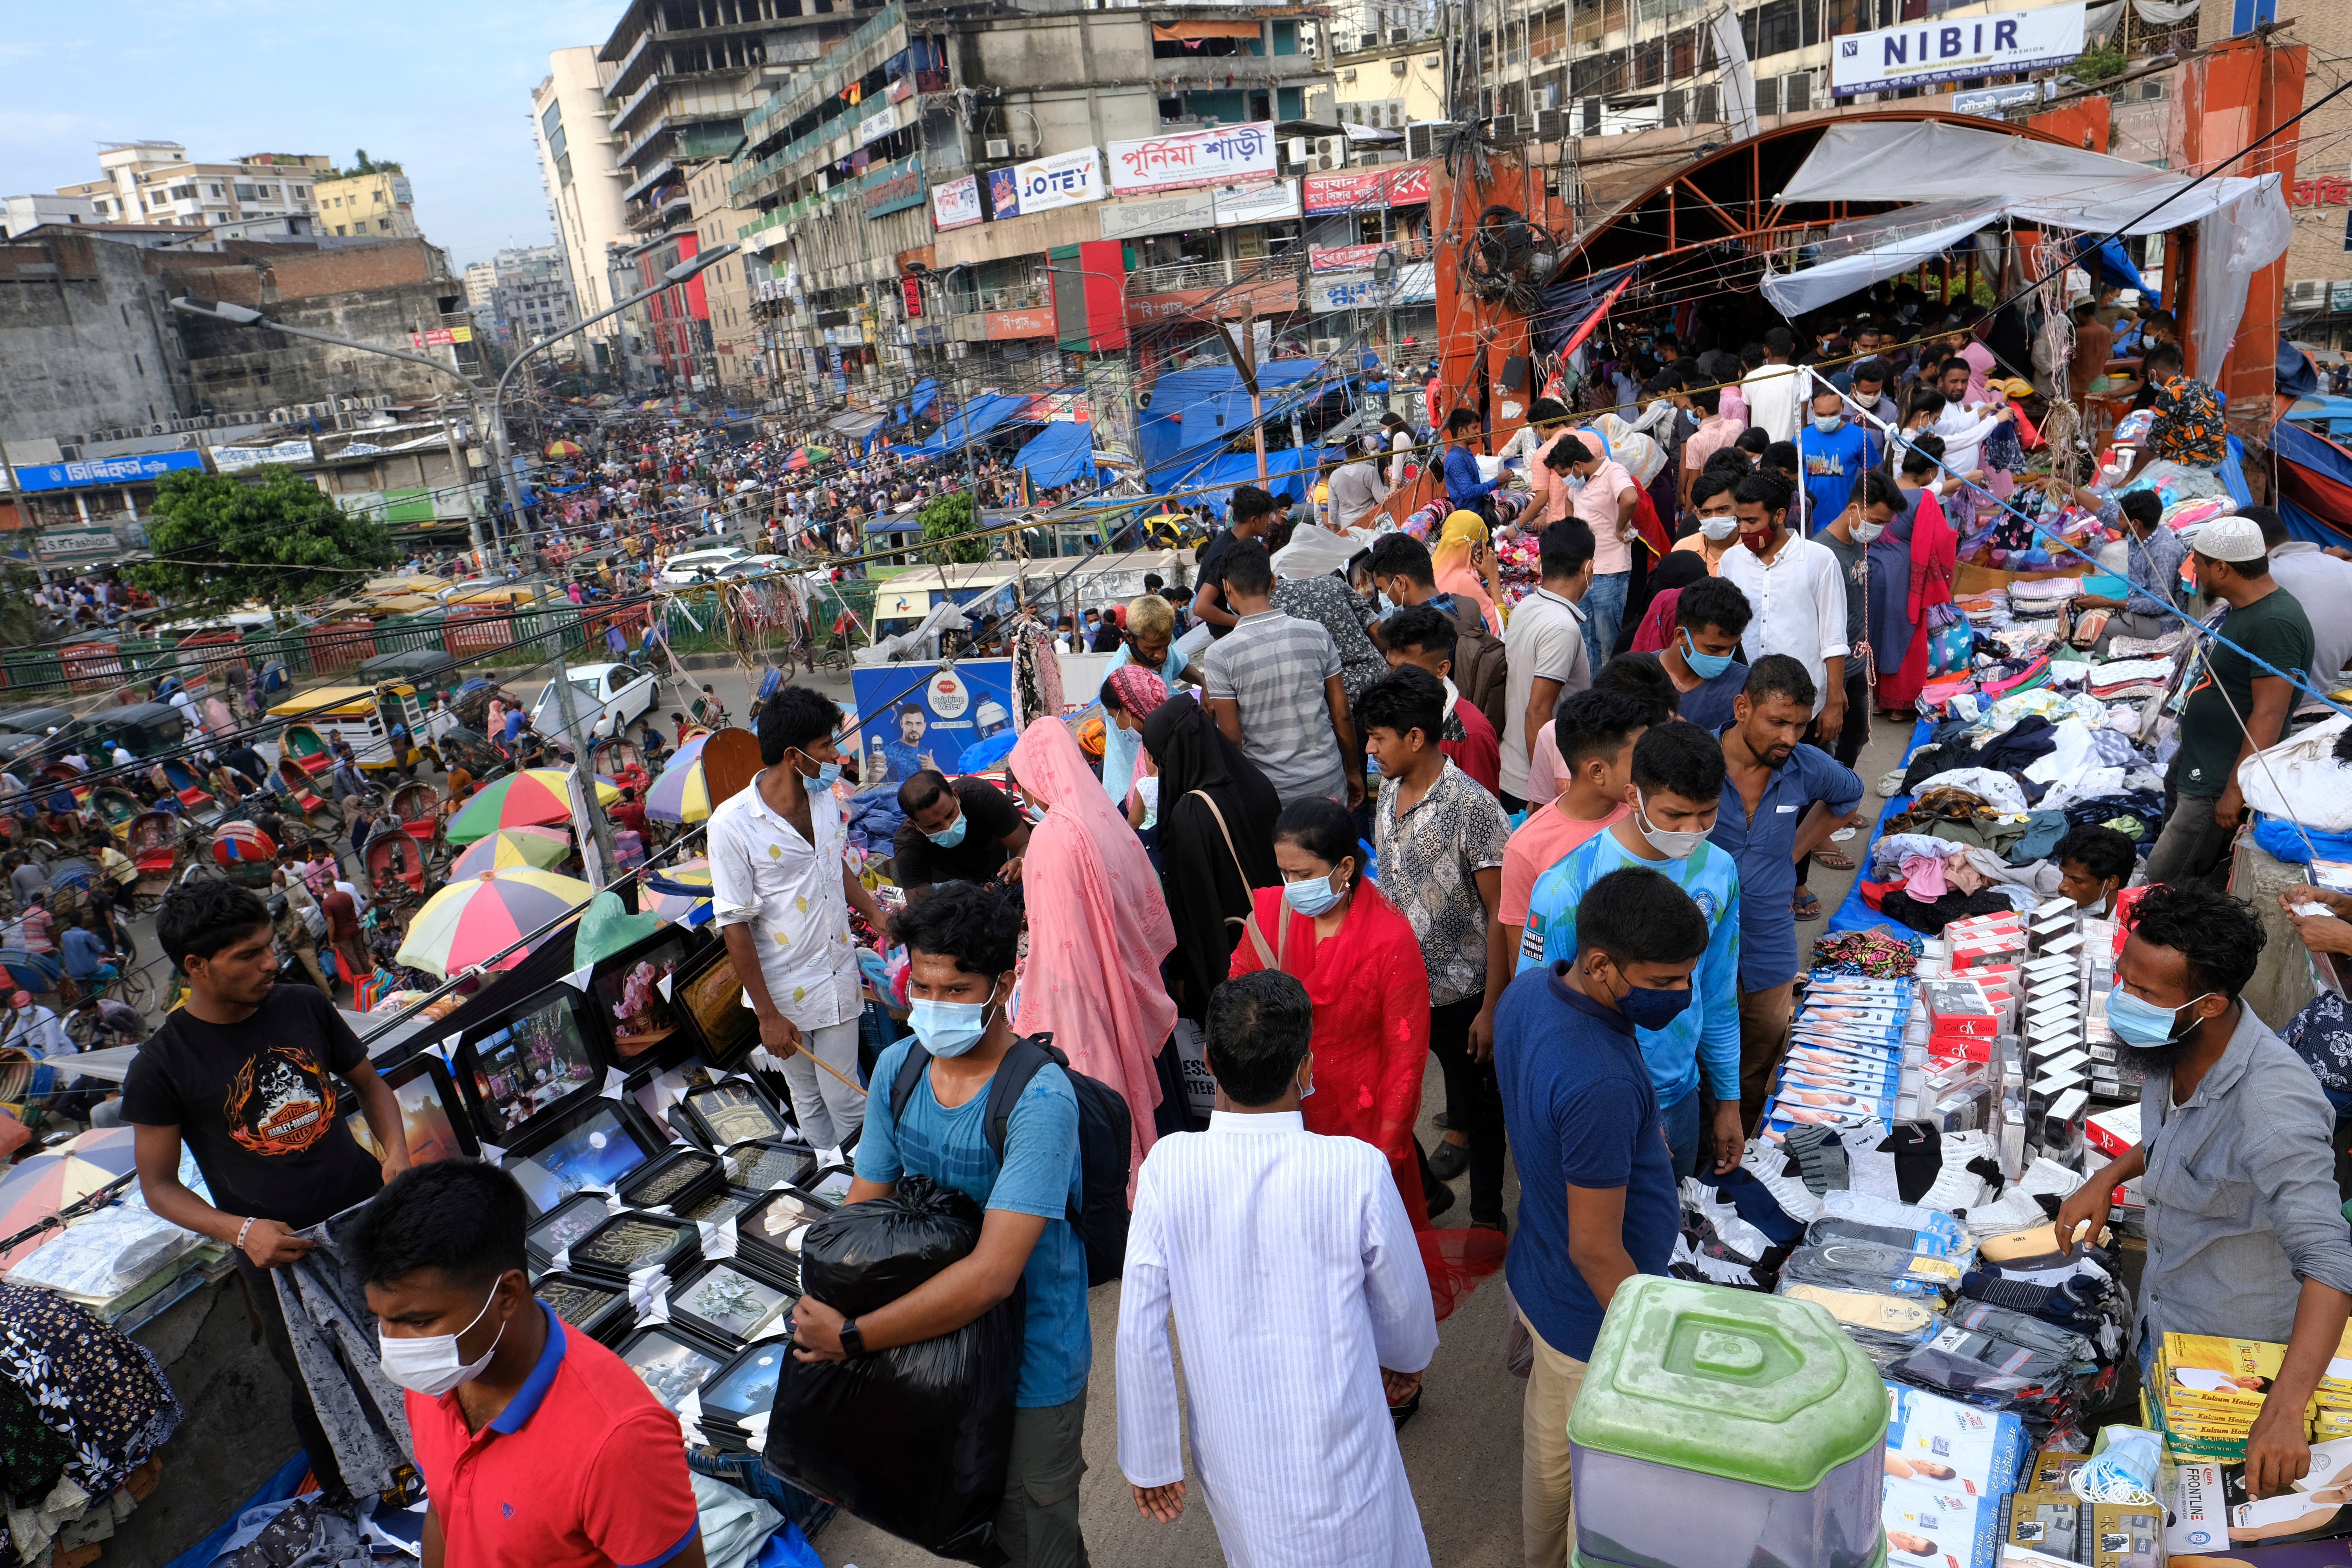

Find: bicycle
61;963;158;1051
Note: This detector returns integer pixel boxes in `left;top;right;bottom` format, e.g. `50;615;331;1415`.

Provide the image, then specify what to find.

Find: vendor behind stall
2058;884;2352;1496
892;769;1031;901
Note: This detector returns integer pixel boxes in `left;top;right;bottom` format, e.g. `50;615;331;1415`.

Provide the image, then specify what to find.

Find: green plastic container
1565;1277;1889;1568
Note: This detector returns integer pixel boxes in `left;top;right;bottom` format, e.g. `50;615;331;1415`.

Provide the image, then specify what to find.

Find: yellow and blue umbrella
448;825;572;878
645;735;719;824
642;858;713;926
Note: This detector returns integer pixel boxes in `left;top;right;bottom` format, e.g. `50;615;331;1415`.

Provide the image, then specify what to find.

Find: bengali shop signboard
1310;243;1388;272
1107;122;1278;196
1302;162;1431;214
1125;274;1297;327
1307;262;1437;313
931;174;984;230
10;451;204;491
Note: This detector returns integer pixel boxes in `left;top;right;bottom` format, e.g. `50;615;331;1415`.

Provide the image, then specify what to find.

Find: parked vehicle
529;662;662;745
269;681;449;782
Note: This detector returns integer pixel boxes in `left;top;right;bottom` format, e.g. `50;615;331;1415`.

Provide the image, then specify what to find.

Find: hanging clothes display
273;1212;420;1501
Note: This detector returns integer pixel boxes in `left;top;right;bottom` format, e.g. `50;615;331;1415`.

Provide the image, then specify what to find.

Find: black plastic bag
765;1175;1025;1565
800;1172;984;1316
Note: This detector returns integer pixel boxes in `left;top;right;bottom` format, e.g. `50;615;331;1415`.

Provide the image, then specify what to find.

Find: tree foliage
2071;44;2128;84
131;467;398;609
918;490;987;565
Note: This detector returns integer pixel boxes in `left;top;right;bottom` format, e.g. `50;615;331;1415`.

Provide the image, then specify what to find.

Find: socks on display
1846;1128;1902;1201
1710;1168;1810;1247
1958;1268;2106;1331
1735;1143;1826;1225
1781;1124;1850;1195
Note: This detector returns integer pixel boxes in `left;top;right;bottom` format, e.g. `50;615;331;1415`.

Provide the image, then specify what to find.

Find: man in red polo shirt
350;1161;705;1568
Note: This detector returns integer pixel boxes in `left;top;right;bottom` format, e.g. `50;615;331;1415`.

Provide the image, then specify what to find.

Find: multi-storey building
1;194;97;238
492;246;581;348
58;143;329;232
313;167;422;239
532;47;637;368
688;161;762;393
464;260;500;314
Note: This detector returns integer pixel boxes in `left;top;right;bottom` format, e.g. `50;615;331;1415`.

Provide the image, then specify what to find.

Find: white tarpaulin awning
1761;120;2290;374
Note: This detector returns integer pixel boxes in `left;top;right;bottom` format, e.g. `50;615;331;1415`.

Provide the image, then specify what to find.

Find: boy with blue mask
1518;720;1744;1180
2055;884;2352;1502
1495;864;1704;1566
709;686;890;1166
804;880;1091;1568
1623;575;1753;735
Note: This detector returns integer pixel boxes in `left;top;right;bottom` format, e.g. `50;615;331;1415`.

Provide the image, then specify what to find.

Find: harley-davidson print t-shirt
124;985;385;1226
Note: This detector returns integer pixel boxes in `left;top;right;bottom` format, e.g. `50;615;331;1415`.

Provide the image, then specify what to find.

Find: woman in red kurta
1873;438;1962;715
1226;800;1499;1320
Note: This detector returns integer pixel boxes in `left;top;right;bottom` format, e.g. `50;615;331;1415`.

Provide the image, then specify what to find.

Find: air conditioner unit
1340;67;1358;80
1782;71;1812;113
1317;154;1338;169
1581;98;1602;136
1490;112;1519;138
2288;278;2327;309
1662;88;1686;125
1405;122;1442;158
1314;338;1342;354
985;138;1011;158
1536;83;1560;110
1390;26;1409;41
1695;84;1720;123
2138;79;2167;100
1422;53;1441;65
1014;141;1035;156
1319;137;1340;156
1360;31;1379;47
1390;57;1408;73
1535;107;1564;140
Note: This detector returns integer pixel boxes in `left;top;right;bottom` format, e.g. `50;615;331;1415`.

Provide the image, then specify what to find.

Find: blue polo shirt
1516;828;1742;1111
1710;731;1864;992
1493;965;1679;1361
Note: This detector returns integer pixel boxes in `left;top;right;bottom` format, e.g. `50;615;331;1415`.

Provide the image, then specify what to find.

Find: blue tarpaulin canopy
1013;423;1101;488
894;378;940;425
913;393;1033;457
1134;361;1334;494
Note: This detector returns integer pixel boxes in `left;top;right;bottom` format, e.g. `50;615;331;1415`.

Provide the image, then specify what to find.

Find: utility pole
436;390;486;560
535;581;618;886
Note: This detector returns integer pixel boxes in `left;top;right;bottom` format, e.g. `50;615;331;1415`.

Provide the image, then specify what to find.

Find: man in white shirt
1717;472;1849;738
1118;967;1438;1568
1;991;67;1057
2252;505;2352;711
1381;412;1416;491
1323;439;1391;530
708;686;891;1162
1498;521;1597;812
1740;327;1804;444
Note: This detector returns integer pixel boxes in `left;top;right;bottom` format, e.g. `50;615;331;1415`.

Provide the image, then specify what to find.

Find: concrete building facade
1;195;97;239
312;169;421;240
58;143;330;232
531;47;635;360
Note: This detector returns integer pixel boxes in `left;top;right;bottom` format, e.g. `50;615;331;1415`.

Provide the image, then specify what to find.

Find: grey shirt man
2135;1003;2352;1345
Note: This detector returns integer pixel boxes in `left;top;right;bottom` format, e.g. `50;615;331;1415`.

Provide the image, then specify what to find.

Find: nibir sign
1829;0;2085;96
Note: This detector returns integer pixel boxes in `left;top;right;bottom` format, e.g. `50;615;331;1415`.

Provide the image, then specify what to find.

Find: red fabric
407;1311;701;1568
1227;883;1503;1319
1439;700;1501;795
1630;588;1683;653
1629;482;1671;561
1875;488;1959;711
1860;877;1902;911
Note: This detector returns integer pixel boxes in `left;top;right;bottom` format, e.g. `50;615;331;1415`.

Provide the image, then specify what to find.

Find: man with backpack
790;879;1103;1568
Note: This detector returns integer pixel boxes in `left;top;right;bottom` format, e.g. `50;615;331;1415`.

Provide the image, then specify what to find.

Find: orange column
2178;34;2308;409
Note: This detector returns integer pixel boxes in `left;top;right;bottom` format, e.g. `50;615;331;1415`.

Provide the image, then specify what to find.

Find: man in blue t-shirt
1796;385;1879;532
1495;865;1701;1568
788;882;1088;1567
1519;720;1742;1180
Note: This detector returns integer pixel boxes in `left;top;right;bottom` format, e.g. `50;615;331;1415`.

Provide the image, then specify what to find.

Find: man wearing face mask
1796;386;1880;532
893;769;1032;902
1717;473;1850;750
354;1161;706;1568
1547;435;1641;672
1620;575;1753;733
2055;885;2352;1501
1709;657;1864;1125
129;879;411;1505
800;880;1092;1568
1677;387;1743;516
1495;865;1708;1566
1517;721;1743;1182
710;686;891;1167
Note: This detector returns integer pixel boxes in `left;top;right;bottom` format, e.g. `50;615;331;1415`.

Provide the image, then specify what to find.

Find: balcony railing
740;3;906;146
607;69;662;134
1127;254;1307;295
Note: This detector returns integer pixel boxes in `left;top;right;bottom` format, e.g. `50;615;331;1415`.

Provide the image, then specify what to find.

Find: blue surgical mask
795;750;842;789
2105;982;2216;1051
924;811;968;848
909;996;996;1057
1609;969;1695;1031
1679;630;1735;680
1283;867;1345;917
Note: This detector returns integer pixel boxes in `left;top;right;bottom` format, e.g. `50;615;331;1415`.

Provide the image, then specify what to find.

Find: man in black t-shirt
126;879;408;1500
1189;485;1279;639
891;770;1031;901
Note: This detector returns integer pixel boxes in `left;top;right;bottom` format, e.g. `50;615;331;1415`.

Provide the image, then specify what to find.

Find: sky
0;0;621;272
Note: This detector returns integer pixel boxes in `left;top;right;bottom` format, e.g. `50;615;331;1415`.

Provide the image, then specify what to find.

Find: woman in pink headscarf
1007;717;1181;1185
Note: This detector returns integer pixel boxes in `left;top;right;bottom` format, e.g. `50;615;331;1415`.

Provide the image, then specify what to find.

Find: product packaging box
1884;1476;2001;1568
1887;1384;2031;1497
2087;1499;2165;1567
2004;1493;2083;1559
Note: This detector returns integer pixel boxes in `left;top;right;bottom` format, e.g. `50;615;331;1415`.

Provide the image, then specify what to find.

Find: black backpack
888;1032;1131;1286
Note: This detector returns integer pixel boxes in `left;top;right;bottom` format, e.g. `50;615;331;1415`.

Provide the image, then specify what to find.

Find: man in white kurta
1115;968;1440;1568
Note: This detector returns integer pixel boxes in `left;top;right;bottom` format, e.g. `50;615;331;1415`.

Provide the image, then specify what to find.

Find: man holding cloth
1118;969;1438;1566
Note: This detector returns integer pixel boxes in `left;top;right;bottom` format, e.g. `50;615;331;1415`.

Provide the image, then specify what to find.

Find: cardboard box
2005;1494;2084;1559
2086;1103;2142;1160
1885;1475;2001;1568
2024;1448;2093;1495
2088;1499;2165;1566
1887;1385;2031;1497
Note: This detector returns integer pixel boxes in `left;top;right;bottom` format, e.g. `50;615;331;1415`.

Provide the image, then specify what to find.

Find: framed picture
566;1213;698;1281
534;1272;633;1345
735;1185;834;1281
671;942;761;1069
723;1140;817;1194
616;1327;729;1412
526;1192;614;1267
681;1079;793;1151
457;982;607;1142
699;1341;791;1428
629;1063;701;1145
345;1055;475;1167
669;1260;793;1346
615;1148;725;1214
592;930;699;1064
504;1103;662;1216
677;1187;761;1227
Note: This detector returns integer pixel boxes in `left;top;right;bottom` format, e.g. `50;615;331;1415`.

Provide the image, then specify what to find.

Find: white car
656;546;750;586
531;661;663;742
713;554;789;579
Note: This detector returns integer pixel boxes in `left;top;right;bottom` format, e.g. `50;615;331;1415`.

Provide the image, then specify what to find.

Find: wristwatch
838;1316;867;1358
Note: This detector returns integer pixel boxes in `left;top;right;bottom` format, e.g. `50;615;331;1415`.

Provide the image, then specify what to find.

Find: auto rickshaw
126;812;179;913
279;721;333;776
209;821;277;888
364;821;429;909
270;681;448;783
389;781;443;847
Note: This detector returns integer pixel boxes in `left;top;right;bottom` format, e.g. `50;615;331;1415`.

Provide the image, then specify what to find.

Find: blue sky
0;0;618;270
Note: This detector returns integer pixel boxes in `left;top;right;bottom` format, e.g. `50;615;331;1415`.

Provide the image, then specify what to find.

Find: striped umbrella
0;1127;141;1269
642;858;713;926
645;735;718;824
447;769;620;844
544;439;584;458
449;825;573;878
396;867;595;979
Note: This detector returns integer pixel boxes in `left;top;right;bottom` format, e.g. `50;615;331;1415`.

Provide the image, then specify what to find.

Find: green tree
132;467;398;609
917;490;987;565
2070;44;2127;84
0;562;49;649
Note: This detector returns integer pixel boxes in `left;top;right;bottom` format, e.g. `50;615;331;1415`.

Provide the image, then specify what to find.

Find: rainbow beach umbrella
447;769;620;844
642;858;713;926
449;825;573;878
0;1126;141;1270
645;734;722;824
396;867;595;979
